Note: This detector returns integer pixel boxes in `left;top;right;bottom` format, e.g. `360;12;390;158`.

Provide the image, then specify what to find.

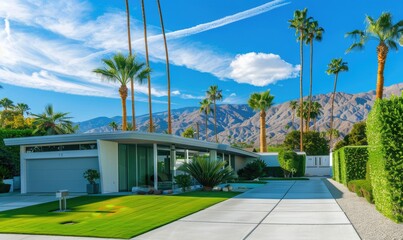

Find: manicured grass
0;191;239;239
261;177;309;181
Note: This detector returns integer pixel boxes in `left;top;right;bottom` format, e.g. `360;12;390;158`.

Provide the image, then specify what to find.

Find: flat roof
4;131;259;158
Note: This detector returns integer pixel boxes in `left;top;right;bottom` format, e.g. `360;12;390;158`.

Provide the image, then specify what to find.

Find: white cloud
229;52;300;86
172;90;181;96
222;93;245;104
0;0;294;100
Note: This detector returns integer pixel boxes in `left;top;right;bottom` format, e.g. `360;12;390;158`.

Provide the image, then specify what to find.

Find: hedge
333;146;368;185
332;150;341;182
347;179;374;204
367;95;403;223
278;150;306;177
265;167;283;177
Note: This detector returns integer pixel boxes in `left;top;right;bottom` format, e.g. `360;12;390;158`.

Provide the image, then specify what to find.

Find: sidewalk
134;178;360;240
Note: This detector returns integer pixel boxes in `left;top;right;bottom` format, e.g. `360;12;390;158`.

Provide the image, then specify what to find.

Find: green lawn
0;191;238;239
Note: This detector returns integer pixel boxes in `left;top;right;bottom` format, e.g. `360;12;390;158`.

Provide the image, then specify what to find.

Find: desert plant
178;156;234;191
174;174;191;192
83;169;100;185
237;159;267;180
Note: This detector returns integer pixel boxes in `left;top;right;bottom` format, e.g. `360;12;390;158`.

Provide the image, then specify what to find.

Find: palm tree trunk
214;99;218;143
157;0;172;134
314;118;317;131
119;85;128;131
307;40;313;132
141;0;153;132
330;73;338;149
205;112;208;141
376;42;388;99
260;110;267;153
125;0;135;131
299;31;304;152
292;111;295;130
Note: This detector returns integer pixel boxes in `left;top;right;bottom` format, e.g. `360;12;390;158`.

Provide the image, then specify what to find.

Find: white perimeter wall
97;140;118;193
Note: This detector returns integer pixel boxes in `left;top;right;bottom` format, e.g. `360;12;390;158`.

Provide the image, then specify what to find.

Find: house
4;132;258;194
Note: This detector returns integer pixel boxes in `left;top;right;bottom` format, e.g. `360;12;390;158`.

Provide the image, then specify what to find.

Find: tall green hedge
332;150;341;182
278;150;305;177
333;146;368;185
367;95;403;223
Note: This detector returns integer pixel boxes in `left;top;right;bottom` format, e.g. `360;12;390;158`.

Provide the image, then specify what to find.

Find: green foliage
334;121;367;151
265;167;284;177
333;146;368;185
83;169;100;184
348;180;374;204
0;165;10;183
181;127;195;138
0;129;33;176
367;95;403;222
32;104;76;135
174;174;191;192
278;150;305;178
178;156;234;191
332;150;341;182
283;130;329;155
237;159;267;180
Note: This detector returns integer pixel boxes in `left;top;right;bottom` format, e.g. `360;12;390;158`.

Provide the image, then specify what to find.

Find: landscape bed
0;191;239;239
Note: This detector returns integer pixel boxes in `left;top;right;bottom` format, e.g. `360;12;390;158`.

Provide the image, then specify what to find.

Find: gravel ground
323;178;403;240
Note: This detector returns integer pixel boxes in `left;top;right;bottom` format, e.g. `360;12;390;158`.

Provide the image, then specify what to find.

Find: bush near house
367;95;403;223
333;146;368;185
0;129;33;176
347;179;374;203
278;150;306;177
237;159;267;180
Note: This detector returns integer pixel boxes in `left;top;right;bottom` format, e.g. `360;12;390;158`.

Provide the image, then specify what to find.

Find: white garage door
26;157;99;193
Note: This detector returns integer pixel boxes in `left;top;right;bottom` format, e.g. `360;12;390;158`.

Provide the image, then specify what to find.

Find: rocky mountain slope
77;83;403;146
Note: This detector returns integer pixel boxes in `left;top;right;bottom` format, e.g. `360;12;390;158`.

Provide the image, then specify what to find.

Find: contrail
146;0;290;42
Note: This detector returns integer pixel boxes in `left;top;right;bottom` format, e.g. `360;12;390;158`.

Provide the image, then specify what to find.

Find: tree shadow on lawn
173;190;240;199
0;195;119;219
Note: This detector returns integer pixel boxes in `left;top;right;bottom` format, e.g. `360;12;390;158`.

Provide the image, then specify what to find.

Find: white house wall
97;140;118;193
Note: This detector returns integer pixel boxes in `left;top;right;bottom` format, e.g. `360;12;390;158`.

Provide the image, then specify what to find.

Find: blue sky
0;0;402;121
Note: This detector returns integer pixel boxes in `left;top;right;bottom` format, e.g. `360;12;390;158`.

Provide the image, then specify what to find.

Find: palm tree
141;0;153;132
156;0;172;134
0;98;14;111
310;101;323;131
289;100;298;129
32;104;75;135
297;101;310;131
14;103;30;116
124;0;136;130
346;13;403;99
305;20;324;129
326;58;348;149
93;53;150;131
206;85;223;143
248;90;275;153
109;121;119;131
199;98;211;141
289;8;310;152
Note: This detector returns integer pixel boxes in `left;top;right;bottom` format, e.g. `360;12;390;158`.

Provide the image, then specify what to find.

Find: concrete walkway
134;179;360;240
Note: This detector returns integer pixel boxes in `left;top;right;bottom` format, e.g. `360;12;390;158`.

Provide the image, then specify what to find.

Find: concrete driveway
134;178;361;240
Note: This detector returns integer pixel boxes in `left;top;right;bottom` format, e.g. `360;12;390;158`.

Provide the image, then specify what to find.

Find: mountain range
76;83;403;147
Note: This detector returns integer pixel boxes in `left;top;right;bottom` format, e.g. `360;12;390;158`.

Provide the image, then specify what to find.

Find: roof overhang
4;131;259;158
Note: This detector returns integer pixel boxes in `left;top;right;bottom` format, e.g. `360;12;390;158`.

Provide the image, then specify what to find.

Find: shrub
333;146;368;185
178;156;235;191
174;174;191;192
367;95;403;222
83;169;100;184
278;151;305;178
265;167;284;177
283;131;329;155
348;179;374;204
332;150;341;182
237;159;267;180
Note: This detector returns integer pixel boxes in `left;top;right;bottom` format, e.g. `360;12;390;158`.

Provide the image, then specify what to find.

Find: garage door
26;157;99;193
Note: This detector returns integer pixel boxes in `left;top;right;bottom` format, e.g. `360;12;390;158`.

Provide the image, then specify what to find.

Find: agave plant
178;156;234;191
